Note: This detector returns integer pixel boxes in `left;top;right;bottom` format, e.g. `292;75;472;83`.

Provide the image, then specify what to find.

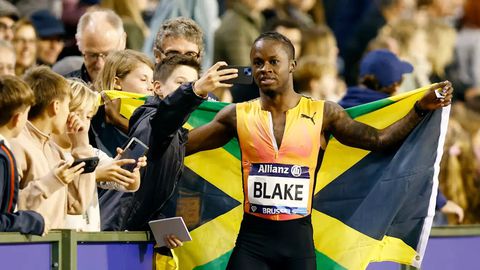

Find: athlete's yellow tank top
236;96;324;221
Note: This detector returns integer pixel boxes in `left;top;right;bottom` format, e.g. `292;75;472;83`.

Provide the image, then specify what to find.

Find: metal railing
0;225;479;270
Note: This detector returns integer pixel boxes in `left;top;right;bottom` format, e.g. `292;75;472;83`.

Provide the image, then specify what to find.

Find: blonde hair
68;78;98;116
426;21;456;77
94;49;154;91
439;118;480;224
383;20;424;59
301;25;337;64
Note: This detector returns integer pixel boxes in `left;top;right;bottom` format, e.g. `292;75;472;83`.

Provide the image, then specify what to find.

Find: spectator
100;0;149;51
10;66;96;230
214;0;269;66
66;8;126;85
384;20;431;92
30;9;66;66
342;0;410;86
51;78;144;231
426;20;457;84
339;49;413;108
142;0;219;70
0;0;19;42
12;20;37;76
301;25;340;70
151;17;220;103
100;56;237;233
153;17;203;65
0;40;16;76
94;49;154;139
94;50;153;95
275;0;316;28
454;0;480;100
265;19;302;60
294;56;345;102
0;75;45;235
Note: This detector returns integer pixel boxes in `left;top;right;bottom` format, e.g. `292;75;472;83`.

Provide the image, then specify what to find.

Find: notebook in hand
148;217;192;247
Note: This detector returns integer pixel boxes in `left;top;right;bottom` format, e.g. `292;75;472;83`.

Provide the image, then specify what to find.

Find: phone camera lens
244;68;252;76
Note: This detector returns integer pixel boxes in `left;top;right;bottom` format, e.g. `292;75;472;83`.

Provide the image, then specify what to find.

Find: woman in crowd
12;19;37;76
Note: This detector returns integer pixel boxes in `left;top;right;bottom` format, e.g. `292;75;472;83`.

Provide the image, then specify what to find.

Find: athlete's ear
289;60;297;73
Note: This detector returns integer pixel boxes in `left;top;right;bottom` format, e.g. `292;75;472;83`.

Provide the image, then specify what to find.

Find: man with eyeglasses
66;9;126;85
153;17;203;65
0;0;19;42
64;9;128;159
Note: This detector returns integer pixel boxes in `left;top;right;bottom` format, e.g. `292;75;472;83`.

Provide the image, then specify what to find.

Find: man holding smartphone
186;32;453;270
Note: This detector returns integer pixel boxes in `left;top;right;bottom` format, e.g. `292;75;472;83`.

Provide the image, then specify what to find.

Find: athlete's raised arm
186;104;237;155
322;81;453;151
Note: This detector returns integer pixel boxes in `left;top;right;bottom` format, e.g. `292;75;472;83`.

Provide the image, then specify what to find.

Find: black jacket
100;83;205;230
0;141;44;235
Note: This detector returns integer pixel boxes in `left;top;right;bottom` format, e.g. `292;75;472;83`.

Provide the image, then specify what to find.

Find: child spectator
0;75;45;235
92;49;154;156
10;66;96;230
52;79;145;231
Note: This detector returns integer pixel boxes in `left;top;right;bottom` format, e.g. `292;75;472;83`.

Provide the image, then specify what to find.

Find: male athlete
186;32;452;270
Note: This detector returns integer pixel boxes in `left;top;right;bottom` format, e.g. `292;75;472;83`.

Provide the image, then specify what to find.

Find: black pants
226;214;316;270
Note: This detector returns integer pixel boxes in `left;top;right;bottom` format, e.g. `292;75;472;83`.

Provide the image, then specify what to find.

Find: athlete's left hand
417;81;453;111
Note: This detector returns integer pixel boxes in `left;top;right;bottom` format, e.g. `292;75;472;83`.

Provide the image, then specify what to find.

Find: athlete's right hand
193;61;238;97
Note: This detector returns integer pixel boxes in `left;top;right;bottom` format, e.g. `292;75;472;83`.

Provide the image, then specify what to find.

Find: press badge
247;163;310;216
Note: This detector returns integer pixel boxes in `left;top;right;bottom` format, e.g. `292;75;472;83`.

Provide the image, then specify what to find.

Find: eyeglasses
83;51;111;61
159;49;199;58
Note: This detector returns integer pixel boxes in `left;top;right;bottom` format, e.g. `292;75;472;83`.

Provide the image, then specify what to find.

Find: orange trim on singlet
1;145;15;213
236;97;325;221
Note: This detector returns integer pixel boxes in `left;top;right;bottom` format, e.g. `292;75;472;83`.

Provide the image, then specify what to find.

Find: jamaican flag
105;86;449;270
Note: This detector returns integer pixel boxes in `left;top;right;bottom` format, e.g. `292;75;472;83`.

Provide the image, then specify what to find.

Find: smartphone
120;137;149;172
219;66;253;85
71;156;99;174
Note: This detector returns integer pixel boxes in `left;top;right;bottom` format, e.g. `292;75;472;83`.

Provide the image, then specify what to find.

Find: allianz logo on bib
253;163;308;178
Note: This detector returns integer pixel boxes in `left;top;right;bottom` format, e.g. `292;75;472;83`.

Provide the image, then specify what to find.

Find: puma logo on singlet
301;112;316;125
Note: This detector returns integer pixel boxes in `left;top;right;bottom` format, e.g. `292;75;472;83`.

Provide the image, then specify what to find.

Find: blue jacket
100;83;205;230
0;141;44;235
338;86;389;109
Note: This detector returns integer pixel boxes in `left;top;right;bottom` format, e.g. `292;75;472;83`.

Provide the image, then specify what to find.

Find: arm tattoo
323;101;423;151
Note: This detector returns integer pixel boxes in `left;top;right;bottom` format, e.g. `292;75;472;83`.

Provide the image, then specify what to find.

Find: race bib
247;163;310;216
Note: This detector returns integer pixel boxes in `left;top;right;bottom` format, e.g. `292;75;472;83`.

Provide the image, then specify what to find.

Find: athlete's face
250;39;295;93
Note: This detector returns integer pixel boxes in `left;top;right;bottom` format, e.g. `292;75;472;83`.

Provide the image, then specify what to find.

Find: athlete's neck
260;88;301;113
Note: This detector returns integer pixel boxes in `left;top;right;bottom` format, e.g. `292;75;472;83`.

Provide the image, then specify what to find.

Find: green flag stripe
193;250;233;270
345;98;395;118
316;251;348;270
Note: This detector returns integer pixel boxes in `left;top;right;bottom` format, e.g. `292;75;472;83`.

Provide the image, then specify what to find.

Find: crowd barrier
0;225;479;270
